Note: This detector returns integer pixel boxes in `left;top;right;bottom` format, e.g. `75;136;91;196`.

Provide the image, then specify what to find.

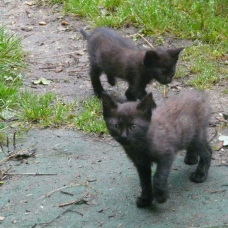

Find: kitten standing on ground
102;90;212;208
80;27;183;101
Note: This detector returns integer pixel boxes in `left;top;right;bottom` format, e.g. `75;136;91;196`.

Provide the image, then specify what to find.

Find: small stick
60;190;74;196
28;51;83;60
59;198;88;208
13;132;16;151
209;189;226;194
7;137;9;153
5;173;57;176
137;33;154;48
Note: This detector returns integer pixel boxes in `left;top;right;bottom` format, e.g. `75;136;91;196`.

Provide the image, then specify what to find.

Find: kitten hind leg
107;74;116;86
189;140;212;183
90;65;104;98
185;144;199;165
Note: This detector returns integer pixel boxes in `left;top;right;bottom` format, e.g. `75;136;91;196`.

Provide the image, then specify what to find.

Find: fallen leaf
218;135;228;146
61;21;68;26
216;141;224;151
39;21;47;26
55;68;63;73
33;77;51;85
23;1;34;6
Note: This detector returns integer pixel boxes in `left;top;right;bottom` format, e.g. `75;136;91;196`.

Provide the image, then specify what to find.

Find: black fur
81;27;184;100
102;90;212;208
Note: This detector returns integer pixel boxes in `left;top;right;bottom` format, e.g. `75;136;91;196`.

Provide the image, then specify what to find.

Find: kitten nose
121;130;127;138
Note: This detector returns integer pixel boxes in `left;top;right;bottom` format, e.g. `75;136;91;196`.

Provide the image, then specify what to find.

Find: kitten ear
143;50;160;66
137;93;156;119
102;93;117;117
169;47;184;59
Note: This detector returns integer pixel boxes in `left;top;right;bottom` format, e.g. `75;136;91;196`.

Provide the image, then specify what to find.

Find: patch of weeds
188;60;220;90
18;91;74;127
74;97;107;133
59;1;227;46
0;27;25;110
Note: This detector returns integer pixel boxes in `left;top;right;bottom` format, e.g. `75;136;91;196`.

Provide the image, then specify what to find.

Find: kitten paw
190;171;207;183
154;190;168;203
136;197;152;208
184;155;198;165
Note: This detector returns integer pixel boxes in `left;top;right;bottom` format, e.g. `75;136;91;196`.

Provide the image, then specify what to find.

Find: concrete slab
1;129;228;228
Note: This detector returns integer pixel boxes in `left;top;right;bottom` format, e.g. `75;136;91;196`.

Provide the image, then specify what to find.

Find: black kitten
102;90;212;208
81;27;183;101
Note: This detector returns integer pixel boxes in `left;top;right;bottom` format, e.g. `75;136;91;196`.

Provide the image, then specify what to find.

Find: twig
60;190;74;196
5;172;57;176
127;33;154;48
58;198;88;207
13;132;16;150
209;189;226;194
40;195;94;227
28;51;83;60
38;180;97;200
209;128;217;142
7;136;9;153
0;153;18;164
136;33;154;48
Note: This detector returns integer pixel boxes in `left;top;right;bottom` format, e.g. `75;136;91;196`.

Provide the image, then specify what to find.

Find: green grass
59;0;228;45
44;0;228;90
17;91;75;127
0;27;25;110
74;97;107;133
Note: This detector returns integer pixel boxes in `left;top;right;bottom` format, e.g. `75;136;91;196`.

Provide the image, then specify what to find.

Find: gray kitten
81;27;183;100
102;90;212;208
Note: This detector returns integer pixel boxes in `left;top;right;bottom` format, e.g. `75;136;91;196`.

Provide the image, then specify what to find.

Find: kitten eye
112;124;119;130
130;124;136;130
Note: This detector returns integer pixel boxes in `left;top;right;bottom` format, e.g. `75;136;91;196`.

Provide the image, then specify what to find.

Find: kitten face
102;93;156;145
144;47;184;84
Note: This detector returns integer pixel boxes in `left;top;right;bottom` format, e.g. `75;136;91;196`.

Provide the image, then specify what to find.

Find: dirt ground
0;1;228;228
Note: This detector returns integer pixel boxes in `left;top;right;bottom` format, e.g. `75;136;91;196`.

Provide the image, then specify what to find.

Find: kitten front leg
135;161;153;208
153;156;174;203
90;65;104;98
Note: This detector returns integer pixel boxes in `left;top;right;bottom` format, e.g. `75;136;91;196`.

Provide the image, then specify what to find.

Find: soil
0;1;228;228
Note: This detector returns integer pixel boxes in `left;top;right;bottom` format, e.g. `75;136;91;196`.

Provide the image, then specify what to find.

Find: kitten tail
80;28;89;39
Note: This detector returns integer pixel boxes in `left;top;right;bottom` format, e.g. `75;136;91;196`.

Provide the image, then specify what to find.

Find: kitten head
102;93;156;145
143;47;184;84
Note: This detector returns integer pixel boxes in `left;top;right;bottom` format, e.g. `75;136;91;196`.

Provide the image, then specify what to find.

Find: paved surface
1;129;228;228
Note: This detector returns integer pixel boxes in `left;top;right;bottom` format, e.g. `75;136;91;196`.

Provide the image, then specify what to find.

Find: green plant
18;91;73;126
74;97;107;133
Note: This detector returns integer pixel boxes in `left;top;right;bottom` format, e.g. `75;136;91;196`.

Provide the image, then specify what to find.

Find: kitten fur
81;27;183;101
102;90;212;208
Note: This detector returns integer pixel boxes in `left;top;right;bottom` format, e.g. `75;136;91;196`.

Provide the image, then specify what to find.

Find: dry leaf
24;1;34;6
55;68;63;73
61;21;68;26
39;21;47;26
